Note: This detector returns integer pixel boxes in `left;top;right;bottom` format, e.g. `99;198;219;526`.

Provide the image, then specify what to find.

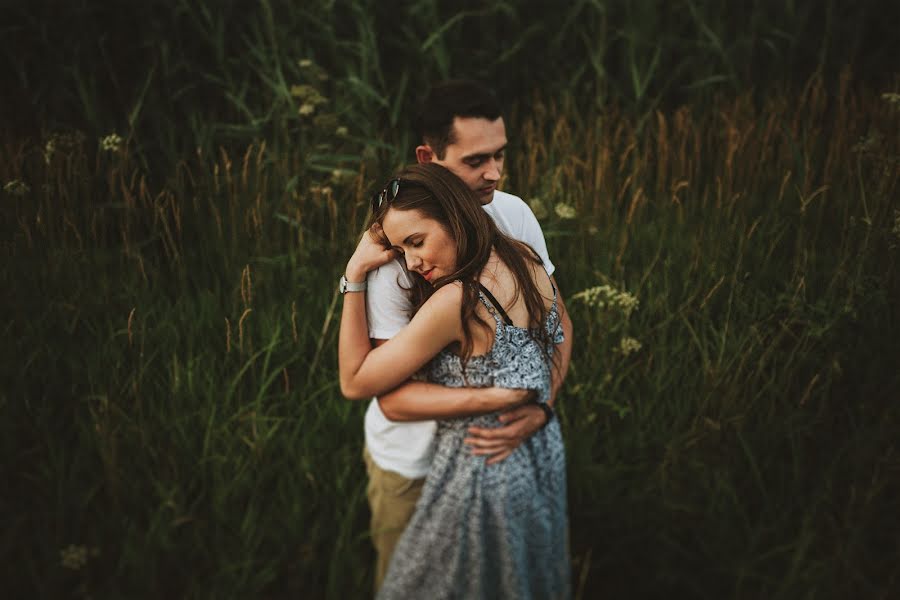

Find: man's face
427;117;507;204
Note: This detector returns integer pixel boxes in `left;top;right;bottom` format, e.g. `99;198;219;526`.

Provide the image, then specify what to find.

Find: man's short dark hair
414;80;502;159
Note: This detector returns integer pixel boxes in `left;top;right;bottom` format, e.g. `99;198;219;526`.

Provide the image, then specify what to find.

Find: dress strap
476;282;514;326
545;268;558;309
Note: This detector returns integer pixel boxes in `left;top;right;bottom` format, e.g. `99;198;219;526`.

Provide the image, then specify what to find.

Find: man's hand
464;403;548;465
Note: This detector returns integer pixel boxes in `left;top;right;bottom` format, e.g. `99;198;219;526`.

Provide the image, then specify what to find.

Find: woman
339;163;570;599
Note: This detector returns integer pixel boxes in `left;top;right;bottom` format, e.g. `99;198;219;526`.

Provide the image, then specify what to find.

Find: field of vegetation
2;1;898;598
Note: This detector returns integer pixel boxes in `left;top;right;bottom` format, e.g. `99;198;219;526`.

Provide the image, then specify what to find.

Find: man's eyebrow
461;145;507;161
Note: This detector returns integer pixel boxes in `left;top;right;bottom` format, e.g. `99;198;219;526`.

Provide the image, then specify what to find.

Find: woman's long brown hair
372;163;557;369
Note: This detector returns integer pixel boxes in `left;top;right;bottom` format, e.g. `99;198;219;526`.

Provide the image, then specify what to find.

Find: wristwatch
534;401;555;428
339;275;367;294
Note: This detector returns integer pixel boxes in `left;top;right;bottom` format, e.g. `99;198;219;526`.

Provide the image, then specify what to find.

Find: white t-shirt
364;190;554;478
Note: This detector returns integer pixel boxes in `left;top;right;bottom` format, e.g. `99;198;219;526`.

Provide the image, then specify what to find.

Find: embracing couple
338;80;574;599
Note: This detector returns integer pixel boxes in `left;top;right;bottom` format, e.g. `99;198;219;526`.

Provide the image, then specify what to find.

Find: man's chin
477;187;496;204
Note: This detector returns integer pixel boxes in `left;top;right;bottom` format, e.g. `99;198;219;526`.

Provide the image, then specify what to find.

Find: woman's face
381;208;457;284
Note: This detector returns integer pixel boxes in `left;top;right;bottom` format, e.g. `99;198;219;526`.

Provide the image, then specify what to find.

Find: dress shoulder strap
476;282;514;326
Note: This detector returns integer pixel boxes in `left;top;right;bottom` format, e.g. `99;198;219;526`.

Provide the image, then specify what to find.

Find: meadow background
2;1;899;598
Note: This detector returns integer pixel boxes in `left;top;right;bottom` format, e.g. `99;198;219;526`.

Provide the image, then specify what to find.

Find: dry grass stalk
291;301;298;344
127;308;136;347
225;317;232;354
656;110;669;195
241;264;253;308
155;191;180;262
220;147;233;195
136;254;148;284
238;308;252;353
64;215;83;249
241;143;253;190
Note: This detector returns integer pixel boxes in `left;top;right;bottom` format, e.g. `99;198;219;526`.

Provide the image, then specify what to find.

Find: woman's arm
339;230;465;399
340;282;462;399
378;381;533;421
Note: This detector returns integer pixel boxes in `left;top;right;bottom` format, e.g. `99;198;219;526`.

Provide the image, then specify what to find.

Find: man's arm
549;277;573;407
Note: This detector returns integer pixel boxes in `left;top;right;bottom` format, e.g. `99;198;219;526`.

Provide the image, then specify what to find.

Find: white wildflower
554;202;576;219
882;92;900;107
618;336;642;356
298;59;314;68
298;103;316;116
291;84;327;106
572;285;614;309
4;179;30;197
100;133;123;152
529;197;548;220
60;545;88;570
44;139;56;165
615;290;639;317
572;284;639;317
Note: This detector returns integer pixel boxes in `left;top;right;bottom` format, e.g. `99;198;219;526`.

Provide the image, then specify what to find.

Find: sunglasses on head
371;178;401;214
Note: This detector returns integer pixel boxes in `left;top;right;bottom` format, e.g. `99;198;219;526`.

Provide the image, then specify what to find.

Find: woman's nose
405;253;421;271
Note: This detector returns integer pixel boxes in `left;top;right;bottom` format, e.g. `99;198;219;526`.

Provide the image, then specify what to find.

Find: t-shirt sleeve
517;202;556;276
366;260;413;339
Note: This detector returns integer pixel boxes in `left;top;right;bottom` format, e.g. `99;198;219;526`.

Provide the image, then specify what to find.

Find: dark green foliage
2;1;899;598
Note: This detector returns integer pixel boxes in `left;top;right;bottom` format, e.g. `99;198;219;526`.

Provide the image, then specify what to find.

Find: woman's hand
345;224;396;281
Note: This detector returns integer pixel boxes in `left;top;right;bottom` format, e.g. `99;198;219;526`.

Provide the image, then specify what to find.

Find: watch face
339;276;347;293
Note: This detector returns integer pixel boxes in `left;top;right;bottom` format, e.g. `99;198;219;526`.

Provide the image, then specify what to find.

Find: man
356;80;573;590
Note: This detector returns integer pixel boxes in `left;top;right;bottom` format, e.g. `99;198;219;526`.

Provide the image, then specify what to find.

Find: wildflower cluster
43;131;86;165
290;59;348;137
60;544;98;570
4;179;30;197
293;84;327;116
852;130;886;155
617;336;642;356
528;197;548;220
572;284;639;317
554;202;577;219
100;133;124;152
309;184;334;197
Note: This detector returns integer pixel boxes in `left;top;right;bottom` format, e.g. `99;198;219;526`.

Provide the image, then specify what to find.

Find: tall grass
3;68;898;597
2;1;897;169
3;0;899;597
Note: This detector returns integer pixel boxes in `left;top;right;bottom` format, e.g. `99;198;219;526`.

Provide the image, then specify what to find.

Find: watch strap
534;401;554;428
340;275;367;293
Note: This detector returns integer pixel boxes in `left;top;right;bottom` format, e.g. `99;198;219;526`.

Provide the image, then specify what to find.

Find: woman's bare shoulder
528;260;555;299
421;281;464;314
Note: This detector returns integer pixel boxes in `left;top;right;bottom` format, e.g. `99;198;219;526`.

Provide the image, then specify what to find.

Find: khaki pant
363;447;425;593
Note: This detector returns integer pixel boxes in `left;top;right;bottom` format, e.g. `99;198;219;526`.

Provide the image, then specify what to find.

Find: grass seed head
4;179;30;196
